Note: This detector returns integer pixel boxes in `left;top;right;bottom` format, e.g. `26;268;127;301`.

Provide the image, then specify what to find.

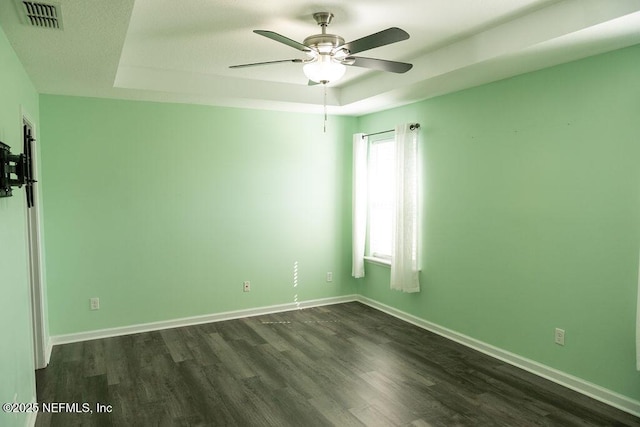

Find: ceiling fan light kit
230;11;413;86
303;54;346;84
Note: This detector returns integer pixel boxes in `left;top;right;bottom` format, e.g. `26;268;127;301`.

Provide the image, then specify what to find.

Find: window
367;137;395;261
352;124;420;292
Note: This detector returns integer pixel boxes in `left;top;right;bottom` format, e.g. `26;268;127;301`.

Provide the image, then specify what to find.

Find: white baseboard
356;295;640;418
50;295;359;346
44;338;52;366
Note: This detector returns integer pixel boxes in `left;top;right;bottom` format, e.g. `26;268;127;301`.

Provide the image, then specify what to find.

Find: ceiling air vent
20;1;63;29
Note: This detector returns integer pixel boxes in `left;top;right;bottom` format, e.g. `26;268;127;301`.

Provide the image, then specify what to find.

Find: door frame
21;107;48;369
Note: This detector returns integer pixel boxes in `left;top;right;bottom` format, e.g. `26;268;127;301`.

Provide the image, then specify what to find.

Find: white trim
50;295;358;345
356;296;640;418
20;106;48;370
44;337;53;365
636;249;640;370
26;403;37;427
364;255;391;267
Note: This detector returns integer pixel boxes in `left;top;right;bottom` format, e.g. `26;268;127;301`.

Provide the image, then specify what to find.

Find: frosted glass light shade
303;54;346;84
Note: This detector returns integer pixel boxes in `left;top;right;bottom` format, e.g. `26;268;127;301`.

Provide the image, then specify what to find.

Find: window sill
364;256;391;267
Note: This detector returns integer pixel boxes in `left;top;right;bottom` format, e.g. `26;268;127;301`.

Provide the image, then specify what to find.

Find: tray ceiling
1;0;639;115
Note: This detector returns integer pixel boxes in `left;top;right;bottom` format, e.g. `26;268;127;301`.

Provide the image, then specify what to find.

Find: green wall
40;96;358;335
0;23;40;427
356;44;640;401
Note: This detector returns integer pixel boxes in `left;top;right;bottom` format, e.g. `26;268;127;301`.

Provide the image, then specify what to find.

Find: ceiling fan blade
346;56;413;73
340;27;409;55
254;30;311;52
308;80;320;86
229;59;303;69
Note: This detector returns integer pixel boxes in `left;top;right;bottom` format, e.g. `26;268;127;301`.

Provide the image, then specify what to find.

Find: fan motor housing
303;34;345;51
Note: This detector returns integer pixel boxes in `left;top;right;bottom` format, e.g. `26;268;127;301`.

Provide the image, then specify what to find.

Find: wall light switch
90;297;100;310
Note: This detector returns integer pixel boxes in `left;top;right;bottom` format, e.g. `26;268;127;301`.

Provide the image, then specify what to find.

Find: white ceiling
1;0;640;115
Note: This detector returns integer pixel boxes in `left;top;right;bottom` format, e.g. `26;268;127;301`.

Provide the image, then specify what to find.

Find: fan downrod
303;12;344;51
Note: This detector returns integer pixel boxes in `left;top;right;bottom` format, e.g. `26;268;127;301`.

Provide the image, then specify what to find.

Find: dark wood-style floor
36;302;639;426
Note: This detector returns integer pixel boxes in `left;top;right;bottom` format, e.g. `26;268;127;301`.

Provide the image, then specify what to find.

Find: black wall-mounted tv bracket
0;140;34;198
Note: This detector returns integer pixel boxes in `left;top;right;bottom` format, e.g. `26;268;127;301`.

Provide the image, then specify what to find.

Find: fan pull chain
323;83;327;133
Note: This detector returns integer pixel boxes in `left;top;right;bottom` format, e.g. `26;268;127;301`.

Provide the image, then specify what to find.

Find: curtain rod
362;123;420;138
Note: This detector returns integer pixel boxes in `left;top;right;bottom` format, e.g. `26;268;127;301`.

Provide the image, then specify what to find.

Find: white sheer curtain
352;133;368;278
390;123;420;293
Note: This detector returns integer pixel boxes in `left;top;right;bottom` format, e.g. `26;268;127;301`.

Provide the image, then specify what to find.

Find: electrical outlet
243;281;251;292
90;297;100;310
326;272;333;282
554;328;565;346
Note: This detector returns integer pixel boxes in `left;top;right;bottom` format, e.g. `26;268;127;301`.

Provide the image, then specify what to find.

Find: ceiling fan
230;12;413;85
